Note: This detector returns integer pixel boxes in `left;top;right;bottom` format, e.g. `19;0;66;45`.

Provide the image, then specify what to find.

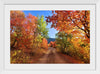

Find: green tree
56;32;72;53
37;15;49;39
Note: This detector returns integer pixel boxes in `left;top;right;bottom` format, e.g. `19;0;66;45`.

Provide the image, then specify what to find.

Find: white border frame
0;0;99;74
5;5;95;70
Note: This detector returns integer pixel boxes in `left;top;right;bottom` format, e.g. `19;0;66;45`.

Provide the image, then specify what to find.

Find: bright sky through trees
23;10;58;38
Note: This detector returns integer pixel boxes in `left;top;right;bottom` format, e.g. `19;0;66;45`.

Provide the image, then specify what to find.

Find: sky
22;10;58;38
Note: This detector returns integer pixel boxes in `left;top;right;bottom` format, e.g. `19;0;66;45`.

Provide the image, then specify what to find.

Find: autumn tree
34;15;49;49
41;38;48;49
21;13;37;50
49;41;56;48
55;32;72;53
10;11;25;49
46;10;90;40
10;11;37;51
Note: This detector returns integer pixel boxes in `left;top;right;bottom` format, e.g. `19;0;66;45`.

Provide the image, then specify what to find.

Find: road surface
36;47;83;64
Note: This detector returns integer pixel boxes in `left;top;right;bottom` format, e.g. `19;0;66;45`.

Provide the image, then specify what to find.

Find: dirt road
37;47;83;64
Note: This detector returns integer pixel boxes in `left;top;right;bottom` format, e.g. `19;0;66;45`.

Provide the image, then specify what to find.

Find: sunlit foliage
10;11;49;63
46;10;90;63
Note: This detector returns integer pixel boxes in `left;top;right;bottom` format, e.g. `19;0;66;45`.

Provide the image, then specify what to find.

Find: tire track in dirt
37;47;66;63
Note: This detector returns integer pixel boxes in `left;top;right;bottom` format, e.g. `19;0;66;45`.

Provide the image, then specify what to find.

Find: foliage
10;11;49;63
10;11;49;52
46;10;90;63
55;32;72;53
49;41;56;48
41;38;48;49
46;10;90;40
37;15;49;38
10;11;37;52
10;10;90;63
